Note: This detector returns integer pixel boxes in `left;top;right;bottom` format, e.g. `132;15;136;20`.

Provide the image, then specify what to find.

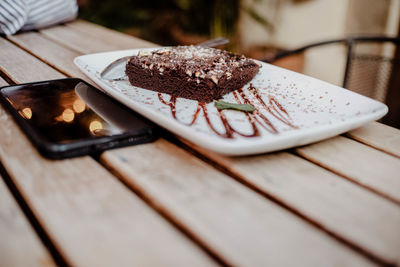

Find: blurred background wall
239;0;400;86
78;0;400;87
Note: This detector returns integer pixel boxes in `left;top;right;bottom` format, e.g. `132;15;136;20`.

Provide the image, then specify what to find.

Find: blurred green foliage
78;0;239;45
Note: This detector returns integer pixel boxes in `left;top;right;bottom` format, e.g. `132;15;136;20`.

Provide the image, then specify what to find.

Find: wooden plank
66;20;156;49
6;31;109;89
296;136;400;205
0;38;64;83
101;139;376;267
0;77;55;267
185;140;400;266
347;121;400;158
40;24;120;54
7;27;155;87
33;22;397;265
0;174;55;267
0;39;216;266
7;32;88;80
40;21;156;55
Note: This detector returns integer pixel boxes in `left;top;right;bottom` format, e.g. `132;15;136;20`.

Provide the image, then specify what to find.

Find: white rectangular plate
74;48;388;156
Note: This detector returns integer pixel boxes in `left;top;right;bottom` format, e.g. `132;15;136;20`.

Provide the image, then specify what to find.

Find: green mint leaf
214;100;255;112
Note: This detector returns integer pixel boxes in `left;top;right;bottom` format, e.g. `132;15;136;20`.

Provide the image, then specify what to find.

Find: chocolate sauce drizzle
157;84;297;139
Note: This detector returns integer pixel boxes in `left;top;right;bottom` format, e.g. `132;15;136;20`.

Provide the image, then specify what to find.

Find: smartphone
0;78;157;159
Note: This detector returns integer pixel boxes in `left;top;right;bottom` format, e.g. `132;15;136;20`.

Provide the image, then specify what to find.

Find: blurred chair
265;36;400;128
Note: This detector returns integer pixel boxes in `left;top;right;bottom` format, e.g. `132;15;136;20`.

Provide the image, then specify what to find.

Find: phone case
0;78;158;159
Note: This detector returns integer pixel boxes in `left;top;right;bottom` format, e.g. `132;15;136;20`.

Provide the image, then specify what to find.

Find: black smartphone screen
0;78;157;159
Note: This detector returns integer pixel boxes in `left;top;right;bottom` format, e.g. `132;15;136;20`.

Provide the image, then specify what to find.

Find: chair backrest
265;36;400;128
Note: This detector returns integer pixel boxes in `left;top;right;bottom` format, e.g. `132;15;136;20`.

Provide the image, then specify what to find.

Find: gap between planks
93;152;229;266
101;139;377;267
347;121;400;158
295;135;400;205
0;162;66;267
173;136;400;266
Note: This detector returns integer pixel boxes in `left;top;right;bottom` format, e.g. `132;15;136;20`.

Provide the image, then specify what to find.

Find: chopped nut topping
130;45;260;90
210;75;218;84
138;50;151;57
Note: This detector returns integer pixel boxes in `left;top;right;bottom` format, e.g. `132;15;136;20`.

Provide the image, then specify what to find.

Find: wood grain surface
296;136;400;204
66;20;156;49
0;39;216;267
1;20;399;266
0;175;56;267
347;121;400;158
0;38;64;83
180;139;400;265
101;139;375;267
40;24;120;54
8;32;87;80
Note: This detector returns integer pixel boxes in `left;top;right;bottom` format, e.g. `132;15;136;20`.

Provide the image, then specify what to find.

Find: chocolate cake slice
125;46;261;103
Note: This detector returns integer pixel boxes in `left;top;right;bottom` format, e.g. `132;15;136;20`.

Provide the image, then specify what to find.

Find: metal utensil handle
197;37;230;48
100;56;131;78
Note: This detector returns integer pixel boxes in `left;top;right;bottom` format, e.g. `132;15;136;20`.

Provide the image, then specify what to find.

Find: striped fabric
0;0;78;35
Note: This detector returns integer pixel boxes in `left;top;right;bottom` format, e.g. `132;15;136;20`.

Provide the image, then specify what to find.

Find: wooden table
1;20;400;267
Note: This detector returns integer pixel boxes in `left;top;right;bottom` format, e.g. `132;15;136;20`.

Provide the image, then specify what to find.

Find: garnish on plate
214;100;255;112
